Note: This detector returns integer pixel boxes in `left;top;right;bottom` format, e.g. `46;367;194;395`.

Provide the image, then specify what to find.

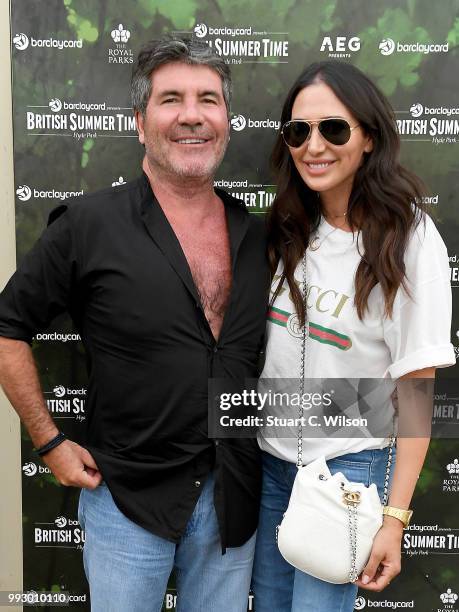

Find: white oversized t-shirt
258;213;455;464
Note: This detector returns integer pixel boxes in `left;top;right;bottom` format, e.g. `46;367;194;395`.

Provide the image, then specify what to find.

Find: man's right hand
42;439;103;489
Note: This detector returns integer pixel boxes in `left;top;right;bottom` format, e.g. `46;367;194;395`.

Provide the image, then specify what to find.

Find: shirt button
214;440;219;446
194;480;201;487
213;346;218;353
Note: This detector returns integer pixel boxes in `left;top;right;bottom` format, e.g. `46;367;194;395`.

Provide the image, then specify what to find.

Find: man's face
136;62;230;181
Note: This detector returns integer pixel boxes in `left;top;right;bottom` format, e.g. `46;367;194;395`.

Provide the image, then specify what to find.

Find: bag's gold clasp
342;490;361;506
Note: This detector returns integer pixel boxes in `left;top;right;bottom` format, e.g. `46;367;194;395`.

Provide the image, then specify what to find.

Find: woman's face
288;81;373;199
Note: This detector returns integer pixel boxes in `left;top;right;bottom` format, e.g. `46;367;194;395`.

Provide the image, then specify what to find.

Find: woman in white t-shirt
251;61;455;612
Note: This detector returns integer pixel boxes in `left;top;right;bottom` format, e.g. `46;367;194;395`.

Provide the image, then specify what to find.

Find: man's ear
135;111;145;145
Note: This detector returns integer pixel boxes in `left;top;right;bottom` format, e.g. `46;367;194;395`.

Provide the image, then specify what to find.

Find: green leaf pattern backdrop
10;0;459;609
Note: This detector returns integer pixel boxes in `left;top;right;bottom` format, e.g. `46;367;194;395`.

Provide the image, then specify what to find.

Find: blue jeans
252;448;395;612
78;473;256;612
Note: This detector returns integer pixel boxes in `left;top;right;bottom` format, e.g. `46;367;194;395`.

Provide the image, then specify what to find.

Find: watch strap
383;505;413;527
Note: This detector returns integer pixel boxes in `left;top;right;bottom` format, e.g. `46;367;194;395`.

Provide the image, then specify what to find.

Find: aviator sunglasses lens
282;119;352;147
319;119;351;145
282;122;311;147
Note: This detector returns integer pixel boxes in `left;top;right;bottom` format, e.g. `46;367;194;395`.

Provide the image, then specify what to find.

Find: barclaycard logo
230;114;280;131
410;103;423;118
49;98;63;112
13;33;29;50
51;385;86;397
354;596;366;609
13;32;82;50
16;184;84;201
22;461;52;477
379;38;396;55
53;385;66;398
193;23;253;38
22;462;38;477
379;37;448;55
16;185;32;201
231;115;247;131
111;24;131;43
48;98;108;112
194;23;208;38
55;516;67;528
409;103;459;118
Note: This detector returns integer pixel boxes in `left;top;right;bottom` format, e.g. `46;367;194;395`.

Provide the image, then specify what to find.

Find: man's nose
177;100;204;125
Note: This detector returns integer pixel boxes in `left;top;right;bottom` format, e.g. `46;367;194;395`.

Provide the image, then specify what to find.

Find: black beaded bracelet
36;432;66;457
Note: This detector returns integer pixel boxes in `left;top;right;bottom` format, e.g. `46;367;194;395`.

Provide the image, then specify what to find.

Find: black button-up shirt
0;174;270;549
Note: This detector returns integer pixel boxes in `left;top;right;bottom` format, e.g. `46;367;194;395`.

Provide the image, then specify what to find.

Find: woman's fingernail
362;575;370;584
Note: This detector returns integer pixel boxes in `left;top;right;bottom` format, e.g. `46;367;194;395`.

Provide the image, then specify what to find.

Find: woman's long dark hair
268;61;427;325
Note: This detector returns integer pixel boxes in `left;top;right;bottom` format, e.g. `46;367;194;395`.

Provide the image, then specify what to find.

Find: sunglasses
281;118;360;148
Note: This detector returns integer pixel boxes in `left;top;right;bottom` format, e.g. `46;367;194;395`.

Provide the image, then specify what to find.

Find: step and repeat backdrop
9;0;459;609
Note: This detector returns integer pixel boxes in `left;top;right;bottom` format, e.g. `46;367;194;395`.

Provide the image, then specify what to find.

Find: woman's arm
356;366;435;592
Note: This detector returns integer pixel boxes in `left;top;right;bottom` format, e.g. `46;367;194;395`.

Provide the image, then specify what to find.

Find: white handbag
276;251;395;584
277;455;392;583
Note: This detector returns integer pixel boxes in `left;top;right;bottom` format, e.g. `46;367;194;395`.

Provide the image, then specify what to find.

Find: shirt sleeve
383;214;456;379
0;204;77;344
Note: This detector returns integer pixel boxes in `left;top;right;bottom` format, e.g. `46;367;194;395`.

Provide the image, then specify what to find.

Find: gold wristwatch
383;506;413;528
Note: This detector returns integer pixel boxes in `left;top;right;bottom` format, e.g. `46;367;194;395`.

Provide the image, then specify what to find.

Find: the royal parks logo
438;588;459;612
16;183;83;202
443;458;459;492
214;178;275;210
111;23;131;43
22;461;52;477
13;32;82;51
396;102;459;145
379;37;448;55
179;22;289;64
34;516;85;549
447;459;459;474
320;36;361;58
112;176;127;186
230;113;281;131
108;23;133;64
25;96;136;140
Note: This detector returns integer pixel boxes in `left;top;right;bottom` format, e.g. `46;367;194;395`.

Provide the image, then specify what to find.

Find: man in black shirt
0;37;270;612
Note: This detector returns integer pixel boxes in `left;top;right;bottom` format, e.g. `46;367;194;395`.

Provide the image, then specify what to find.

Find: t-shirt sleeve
383;214;455;379
0;204;77;344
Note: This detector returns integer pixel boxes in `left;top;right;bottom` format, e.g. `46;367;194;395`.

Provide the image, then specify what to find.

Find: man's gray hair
131;37;232;116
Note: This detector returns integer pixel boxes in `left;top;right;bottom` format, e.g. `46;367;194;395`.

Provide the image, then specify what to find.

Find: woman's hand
355;519;403;591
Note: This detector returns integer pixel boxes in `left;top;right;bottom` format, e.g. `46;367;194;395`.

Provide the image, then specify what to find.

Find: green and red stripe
268;306;290;327
268;306;352;351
